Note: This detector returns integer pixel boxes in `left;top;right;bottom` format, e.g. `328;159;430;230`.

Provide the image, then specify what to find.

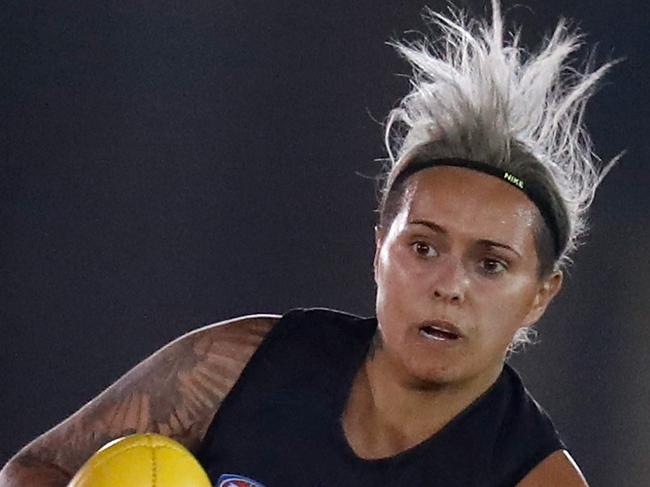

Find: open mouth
419;324;461;341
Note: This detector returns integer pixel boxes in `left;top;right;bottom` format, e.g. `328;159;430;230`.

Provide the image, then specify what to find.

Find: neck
342;348;503;459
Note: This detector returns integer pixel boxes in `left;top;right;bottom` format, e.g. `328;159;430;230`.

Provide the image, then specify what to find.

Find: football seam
150;435;157;487
73;435;199;486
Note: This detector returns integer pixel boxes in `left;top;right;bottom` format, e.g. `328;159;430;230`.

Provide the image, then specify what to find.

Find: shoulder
183;313;281;349
270;308;376;348
131;313;282;391
500;365;563;438
493;366;570;484
517;450;589;486
279;307;369;322
277;307;375;332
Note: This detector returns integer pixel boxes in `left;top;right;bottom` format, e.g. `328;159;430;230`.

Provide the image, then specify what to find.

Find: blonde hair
382;0;621;268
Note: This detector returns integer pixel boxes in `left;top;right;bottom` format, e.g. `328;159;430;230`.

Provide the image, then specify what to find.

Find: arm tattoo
12;316;277;478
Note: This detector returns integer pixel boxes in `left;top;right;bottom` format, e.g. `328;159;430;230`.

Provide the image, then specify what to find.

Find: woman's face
374;166;562;388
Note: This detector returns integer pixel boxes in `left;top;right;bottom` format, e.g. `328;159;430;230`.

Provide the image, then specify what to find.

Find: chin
399;353;469;388
398;345;504;391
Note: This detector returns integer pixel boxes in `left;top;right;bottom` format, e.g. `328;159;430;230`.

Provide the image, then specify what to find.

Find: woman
1;1;616;485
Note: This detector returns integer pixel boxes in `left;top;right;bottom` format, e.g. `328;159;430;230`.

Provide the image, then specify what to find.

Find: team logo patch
217;473;267;487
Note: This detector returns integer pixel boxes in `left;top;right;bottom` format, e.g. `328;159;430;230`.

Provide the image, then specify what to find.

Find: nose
430;256;467;304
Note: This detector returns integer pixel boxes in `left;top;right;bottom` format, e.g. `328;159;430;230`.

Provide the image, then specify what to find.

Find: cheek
378;239;428;280
376;247;412;314
473;277;538;328
376;246;419;301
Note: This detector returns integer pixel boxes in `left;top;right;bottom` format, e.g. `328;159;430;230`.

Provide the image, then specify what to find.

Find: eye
411;241;438;258
479;258;508;275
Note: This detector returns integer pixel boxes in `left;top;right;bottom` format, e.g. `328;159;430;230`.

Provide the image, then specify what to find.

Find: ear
522;270;563;327
373;225;385;279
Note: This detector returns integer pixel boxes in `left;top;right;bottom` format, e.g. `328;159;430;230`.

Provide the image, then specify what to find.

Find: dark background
2;0;648;484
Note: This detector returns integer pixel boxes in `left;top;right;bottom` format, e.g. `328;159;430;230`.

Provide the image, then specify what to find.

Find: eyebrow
408;219;522;258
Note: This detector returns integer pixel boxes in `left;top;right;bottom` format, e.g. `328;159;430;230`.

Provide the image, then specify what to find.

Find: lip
417;319;465;340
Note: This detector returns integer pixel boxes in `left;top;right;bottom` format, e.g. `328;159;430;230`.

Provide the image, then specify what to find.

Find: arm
0;314;279;487
517;449;589;487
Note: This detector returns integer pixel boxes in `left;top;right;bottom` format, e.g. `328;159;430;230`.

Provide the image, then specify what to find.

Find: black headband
389;158;565;258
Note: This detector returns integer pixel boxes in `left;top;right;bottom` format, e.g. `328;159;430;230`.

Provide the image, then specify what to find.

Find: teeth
420;326;459;341
421;330;446;341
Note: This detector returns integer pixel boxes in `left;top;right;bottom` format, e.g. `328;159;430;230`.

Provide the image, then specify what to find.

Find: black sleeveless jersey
196;308;565;487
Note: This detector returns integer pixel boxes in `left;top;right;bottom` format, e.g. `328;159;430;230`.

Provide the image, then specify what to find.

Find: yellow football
67;433;212;487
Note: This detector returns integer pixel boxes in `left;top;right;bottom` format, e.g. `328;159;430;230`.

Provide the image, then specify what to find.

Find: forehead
397;166;539;248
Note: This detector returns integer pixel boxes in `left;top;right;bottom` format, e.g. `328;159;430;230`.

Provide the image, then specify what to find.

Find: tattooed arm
0;314;279;487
